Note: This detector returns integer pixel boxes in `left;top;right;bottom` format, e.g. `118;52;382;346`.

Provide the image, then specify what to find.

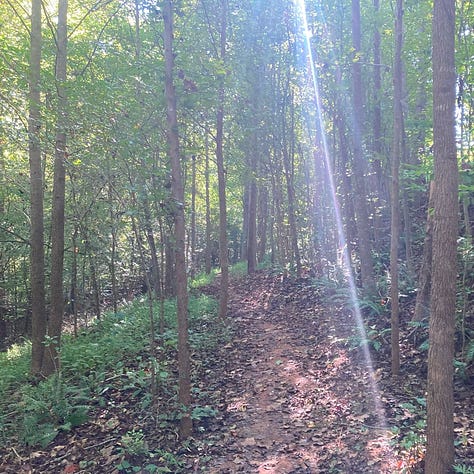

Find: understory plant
0;291;220;451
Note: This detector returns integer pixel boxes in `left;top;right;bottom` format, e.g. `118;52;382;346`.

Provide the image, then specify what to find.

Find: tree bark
190;155;197;278
390;0;403;377
425;0;458;471
205;128;212;274
0;145;6;350
413;182;434;323
351;0;375;294
163;0;192;439
372;0;386;253
247;178;258;274
257;185;268;262
107;177;118;313
216;0;229;320
241;183;250;262
282;91;302;277
29;0;46;376
42;0;68;377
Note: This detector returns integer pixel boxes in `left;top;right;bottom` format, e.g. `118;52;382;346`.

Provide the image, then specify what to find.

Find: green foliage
19;375;89;447
116;447;184;473
313;275;386;318
191;405;218;421
454;464;474;474
119;429;148;457
189;268;218;288
348;325;391;352
466;339;474;364
229;261;248;277
0;343;31;395
0;292;220;449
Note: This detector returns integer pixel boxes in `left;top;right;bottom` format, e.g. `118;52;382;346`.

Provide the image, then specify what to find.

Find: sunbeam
293;0;396;463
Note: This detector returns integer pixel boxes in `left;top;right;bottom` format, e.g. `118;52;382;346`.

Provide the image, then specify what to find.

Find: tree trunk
425;0;458;471
351;0;375;294
271;161;286;266
372;0;386;253
205;129;212;274
216;0;229;320
143;193;162;299
390;0;403;377
247;178;258;274
190;155;197;278
42;0;68;377
241;183;250;262
108;178;118;313
28;0;46;376
86;235;101;319
71;228;78;338
282;93;302;276
0;146;6;350
163;0;192;439
257;186;268;262
413;182;434;323
164;232;175;296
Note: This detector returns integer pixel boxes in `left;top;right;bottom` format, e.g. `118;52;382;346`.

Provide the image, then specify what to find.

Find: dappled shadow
197;272;399;473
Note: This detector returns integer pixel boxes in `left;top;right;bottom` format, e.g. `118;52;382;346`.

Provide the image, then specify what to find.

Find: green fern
20;375;90;447
454;464;474;474
466;339;474;363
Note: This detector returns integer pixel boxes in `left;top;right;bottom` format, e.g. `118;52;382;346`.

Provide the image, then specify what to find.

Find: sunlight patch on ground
227;398;250;413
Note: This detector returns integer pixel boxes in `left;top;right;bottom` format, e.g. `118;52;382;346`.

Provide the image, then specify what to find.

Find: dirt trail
197;271;399;473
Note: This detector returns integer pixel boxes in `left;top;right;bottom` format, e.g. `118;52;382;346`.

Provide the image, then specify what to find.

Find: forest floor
2;270;473;473
193;271;420;473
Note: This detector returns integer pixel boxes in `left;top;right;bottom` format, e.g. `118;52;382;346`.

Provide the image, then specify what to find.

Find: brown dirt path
195;271;400;473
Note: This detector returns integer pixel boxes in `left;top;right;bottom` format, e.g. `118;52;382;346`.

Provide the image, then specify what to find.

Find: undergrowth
0;290;221;459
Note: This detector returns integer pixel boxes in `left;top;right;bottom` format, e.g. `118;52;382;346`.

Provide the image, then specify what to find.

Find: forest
0;0;472;472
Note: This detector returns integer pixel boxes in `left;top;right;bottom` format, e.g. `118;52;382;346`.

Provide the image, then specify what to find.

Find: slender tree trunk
282;95;302;276
108;178;118;313
205;129;212;274
130;212;158;402
372;0;385;252
163;0;192;439
216;0;228;320
271;161;286;266
257;186;268;262
164;232;175;296
0;146;6;350
133;4;162;298
85;235;101;319
42;0;68;377
241;183;250;262
71;228;78;338
425;0;458;471
29;0;46;376
190;155;197;278
247;178;258;274
413;182;434;323
351;0;375;293
336;113;356;264
390;0;403;377
143;194;162;299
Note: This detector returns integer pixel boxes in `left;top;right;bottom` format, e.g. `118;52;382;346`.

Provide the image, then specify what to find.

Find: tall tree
413;182;434;323
351;0;375;293
425;0;458;471
204;126;212;274
162;0;192;439
390;0;403;377
216;0;229;320
29;0;47;376
42;0;69;377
